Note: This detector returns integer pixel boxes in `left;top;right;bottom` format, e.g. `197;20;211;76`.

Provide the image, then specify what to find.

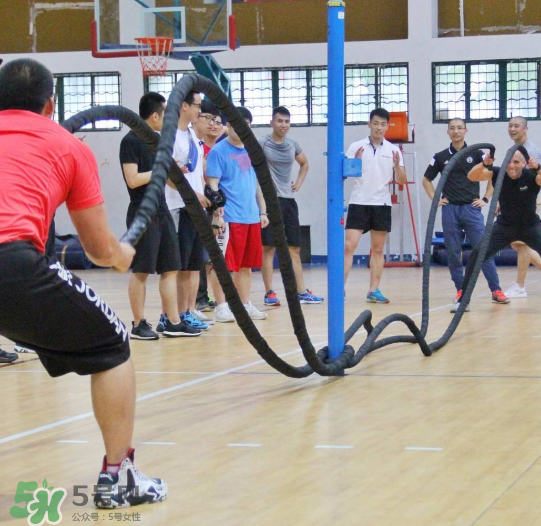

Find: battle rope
62;74;520;377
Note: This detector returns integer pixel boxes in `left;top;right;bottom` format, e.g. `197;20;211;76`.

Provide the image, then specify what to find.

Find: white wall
4;0;541;256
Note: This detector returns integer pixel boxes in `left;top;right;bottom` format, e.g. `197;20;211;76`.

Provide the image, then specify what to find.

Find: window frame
432;58;541;123
144;63;409;127
54;72;122;131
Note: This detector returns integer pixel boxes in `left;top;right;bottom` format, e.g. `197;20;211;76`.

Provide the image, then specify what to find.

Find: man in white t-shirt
160;91;212;332
344;107;406;303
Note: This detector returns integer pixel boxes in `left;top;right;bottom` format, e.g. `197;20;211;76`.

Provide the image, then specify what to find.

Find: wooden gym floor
1;265;541;526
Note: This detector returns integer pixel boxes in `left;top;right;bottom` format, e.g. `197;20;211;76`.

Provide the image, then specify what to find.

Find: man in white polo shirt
344;107;406;303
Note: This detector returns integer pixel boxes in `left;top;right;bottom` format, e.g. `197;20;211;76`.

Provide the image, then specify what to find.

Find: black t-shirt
493;167;540;226
119;131;167;214
424;143;484;204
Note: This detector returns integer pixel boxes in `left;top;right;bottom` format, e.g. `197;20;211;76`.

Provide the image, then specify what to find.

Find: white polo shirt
165;127;205;210
346;136;404;206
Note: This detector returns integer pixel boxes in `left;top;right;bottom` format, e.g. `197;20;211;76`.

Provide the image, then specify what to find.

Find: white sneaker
504;282;527;298
14;344;36;354
191;309;214;325
214;303;235;323
450;303;470;313
244;302;268;320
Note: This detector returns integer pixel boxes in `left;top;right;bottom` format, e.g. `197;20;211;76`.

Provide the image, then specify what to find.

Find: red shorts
225;222;262;272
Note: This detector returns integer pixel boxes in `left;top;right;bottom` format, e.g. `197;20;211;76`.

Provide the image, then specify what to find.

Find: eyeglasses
198;114;223;126
190;103;202;108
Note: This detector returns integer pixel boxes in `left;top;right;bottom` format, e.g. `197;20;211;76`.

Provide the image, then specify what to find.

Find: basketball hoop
135;37;174;77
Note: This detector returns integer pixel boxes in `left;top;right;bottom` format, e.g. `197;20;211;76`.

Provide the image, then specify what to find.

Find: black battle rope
61;74;520;377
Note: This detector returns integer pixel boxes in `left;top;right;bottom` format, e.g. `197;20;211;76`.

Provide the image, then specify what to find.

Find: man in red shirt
0;59;167;508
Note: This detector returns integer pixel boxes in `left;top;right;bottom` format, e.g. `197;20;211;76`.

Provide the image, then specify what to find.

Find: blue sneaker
298;289;324;304
366;289;390;304
156;313;167;334
181;312;210;331
264;290;281;306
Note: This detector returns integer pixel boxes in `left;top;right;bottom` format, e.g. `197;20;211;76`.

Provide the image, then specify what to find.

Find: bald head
508;116;529;145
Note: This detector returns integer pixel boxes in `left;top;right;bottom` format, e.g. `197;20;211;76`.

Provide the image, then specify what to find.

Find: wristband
259;213;268;216
482;161;494;171
482;197;489;203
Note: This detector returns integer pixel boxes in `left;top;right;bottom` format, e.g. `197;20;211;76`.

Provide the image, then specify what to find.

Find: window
433;59;541;122
346;65;408;123
54;73;121;130
145;63;410;126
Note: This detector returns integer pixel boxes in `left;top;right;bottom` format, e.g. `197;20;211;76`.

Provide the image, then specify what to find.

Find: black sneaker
163;319;201;337
130;320;159;340
0;348;18;363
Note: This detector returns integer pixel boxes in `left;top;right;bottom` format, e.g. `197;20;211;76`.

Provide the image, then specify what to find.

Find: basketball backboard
93;0;233;59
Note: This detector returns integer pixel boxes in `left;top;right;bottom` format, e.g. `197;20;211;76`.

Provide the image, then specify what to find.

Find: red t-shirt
0;110;104;253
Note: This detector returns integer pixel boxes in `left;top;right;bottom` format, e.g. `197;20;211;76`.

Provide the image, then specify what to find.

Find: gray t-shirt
259;135;302;198
523;139;541;164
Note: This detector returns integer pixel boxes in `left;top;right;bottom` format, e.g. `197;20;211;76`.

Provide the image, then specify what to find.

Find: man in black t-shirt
453;150;541;312
423;118;508;305
120;92;200;338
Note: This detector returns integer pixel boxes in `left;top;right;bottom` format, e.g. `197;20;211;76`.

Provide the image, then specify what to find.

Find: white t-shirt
346;136;404;206
165;127;205;210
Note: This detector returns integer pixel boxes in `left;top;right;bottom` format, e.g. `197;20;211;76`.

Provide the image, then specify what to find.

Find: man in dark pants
0;58;167;507
120;92;199;338
423;118;509;305
453;150;541;312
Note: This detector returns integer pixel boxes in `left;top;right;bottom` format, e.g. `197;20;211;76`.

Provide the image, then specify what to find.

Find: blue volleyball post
327;0;346;361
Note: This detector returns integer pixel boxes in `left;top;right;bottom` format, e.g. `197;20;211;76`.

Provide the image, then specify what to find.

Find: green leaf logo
42;479;47;489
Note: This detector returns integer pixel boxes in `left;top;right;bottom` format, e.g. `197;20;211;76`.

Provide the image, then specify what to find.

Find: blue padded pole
327;0;345;361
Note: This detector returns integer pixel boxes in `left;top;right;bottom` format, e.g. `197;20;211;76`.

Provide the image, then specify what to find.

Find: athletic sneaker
298;290;324;304
191;309;214;325
156;314;167;334
181;311;210;331
450;303;470;313
366;289;390;304
244;302;268;320
130;320;159;341
196;298;216;312
163;319;201;337
504;282;527;299
94;448;167;509
453;290;462;304
492;290;511;304
14;344;36;354
214;303;235;323
0;349;18;363
264;290;281;306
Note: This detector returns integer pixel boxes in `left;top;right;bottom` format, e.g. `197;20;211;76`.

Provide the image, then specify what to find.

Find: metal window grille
433;59;541;122
470;63;499;120
278;69;309;124
434;64;466;121
142;63;409;126
54;73;121;130
507;61;539;119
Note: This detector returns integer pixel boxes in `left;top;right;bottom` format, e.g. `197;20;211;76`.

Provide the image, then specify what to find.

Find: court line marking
0;342;327;446
227;443;262;448
405;446;444;452
1;284;526;444
139;441;176;446
469;448;541;526
315;445;354;450
55;440;88;444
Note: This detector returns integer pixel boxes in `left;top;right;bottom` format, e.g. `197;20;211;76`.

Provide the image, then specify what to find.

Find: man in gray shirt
259;106;323;306
504;116;541;298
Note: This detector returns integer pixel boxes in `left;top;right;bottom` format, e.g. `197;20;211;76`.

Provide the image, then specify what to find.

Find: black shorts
127;207;181;275
345;204;392;233
172;207;204;271
0;242;130;377
261;197;301;247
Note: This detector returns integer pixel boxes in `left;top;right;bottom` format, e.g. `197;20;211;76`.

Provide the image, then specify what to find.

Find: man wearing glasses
161;91;212;333
422;118;509;306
